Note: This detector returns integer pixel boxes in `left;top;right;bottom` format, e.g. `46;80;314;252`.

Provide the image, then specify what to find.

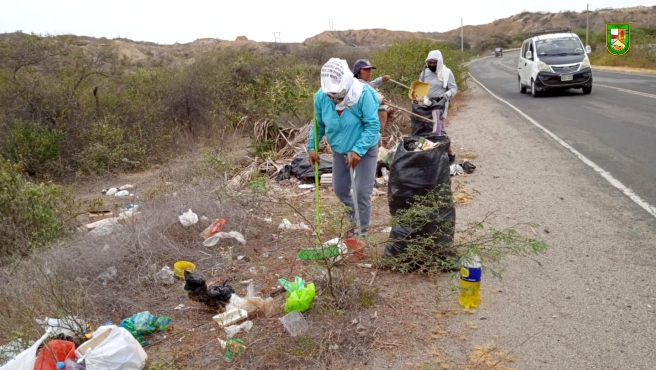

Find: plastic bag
203;231;246;247
410;99;447;137
201;218;227;238
76;325;146;370
278;276;316;313
384;134;455;257
118;311;171;346
0;328;51;370
34;339;76;370
276;153;333;183
223;338;245;361
179;209;198;227
36;316;88;338
226;283;277;317
224;320;253;338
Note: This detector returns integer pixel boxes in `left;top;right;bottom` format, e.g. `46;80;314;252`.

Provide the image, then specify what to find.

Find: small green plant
247;173;269;194
357;286;379;308
1;120;64;179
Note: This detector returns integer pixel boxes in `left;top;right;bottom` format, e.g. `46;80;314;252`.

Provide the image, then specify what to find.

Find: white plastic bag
105;188;118;196
36;316;87;337
203;231;246;247
0;328;51;370
114;190;130;197
179;209;198;227
76;325;147;370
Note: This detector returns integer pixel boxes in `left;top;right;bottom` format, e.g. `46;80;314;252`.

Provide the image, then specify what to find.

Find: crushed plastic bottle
459;255;482;309
381;168;389;183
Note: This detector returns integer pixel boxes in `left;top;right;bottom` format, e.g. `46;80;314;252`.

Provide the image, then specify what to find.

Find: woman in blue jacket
308;58;380;236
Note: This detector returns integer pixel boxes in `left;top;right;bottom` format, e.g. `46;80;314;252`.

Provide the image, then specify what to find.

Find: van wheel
531;79;540;97
519;78;526;93
582;86;592;94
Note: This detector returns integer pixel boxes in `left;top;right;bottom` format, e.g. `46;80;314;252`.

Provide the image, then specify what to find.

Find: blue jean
332;145;378;233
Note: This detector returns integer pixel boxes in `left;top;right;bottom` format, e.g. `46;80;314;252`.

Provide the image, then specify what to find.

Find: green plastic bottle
459;255;482;309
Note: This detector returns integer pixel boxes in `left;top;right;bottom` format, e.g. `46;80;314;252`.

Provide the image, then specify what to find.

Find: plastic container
344;238;365;260
173;261;196;279
279;311;308;337
213;308;248;327
459;255;482;308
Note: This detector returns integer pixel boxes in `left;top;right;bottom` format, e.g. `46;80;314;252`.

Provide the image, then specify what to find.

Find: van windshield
535;37;585;56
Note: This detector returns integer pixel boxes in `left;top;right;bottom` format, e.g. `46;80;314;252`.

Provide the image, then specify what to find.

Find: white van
518;28;593;97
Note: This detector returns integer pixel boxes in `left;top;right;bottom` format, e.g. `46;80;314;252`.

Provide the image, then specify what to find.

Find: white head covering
424;50;451;89
320;58;363;110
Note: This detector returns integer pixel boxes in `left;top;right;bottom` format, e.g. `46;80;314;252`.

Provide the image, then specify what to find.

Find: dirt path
392;81;656;369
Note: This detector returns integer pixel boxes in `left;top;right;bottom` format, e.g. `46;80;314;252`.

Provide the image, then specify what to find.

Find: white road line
468;72;656;219
595;84;656;99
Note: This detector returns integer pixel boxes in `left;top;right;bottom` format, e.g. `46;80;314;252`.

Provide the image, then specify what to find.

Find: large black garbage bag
384;134;456;258
276;153;333;183
411;98;447;137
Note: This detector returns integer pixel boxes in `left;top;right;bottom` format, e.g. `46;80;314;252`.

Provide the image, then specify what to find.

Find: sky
1;0;655;44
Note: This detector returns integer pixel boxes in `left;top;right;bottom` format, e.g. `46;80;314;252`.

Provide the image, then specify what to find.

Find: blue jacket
307;85;380;157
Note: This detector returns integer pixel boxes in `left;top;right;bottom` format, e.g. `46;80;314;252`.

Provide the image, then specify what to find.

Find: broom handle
388;79;412;90
313;102;321;247
386;102;436;123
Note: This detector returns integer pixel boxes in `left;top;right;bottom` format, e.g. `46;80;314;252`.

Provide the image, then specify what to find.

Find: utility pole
273;32;281;43
329;19;334;31
586;4;590;46
461;18;464;58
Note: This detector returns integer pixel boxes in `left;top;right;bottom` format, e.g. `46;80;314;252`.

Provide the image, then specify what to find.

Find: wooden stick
386;102;435;123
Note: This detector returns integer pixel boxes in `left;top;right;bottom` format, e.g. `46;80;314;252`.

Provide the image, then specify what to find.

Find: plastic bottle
459;255;482;308
381;168;389;182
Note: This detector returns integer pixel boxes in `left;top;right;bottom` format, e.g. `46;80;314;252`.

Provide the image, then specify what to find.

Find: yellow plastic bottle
459;255;482;309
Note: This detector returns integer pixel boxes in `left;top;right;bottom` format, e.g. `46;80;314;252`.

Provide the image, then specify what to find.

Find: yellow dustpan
408;81;430;99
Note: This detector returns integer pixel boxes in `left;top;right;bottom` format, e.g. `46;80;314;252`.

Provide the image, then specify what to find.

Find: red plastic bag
34;340;76;370
202;218;227;238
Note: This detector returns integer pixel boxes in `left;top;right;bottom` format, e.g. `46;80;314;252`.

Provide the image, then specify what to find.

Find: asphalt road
469;52;656;214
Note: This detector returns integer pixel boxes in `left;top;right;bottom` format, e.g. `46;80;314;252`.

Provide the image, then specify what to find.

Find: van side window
528;42;534;59
521;42;527;58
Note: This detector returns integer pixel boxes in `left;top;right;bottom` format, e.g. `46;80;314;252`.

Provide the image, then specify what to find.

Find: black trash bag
207;280;235;304
184;270;207;291
411;98;447;138
285;153;333;183
184;271;233;309
461;160;476;174
275;164;292;181
384;134;456;258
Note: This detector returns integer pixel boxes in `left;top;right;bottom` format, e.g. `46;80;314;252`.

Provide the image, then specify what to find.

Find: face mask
327;89;347;103
428;65;437;73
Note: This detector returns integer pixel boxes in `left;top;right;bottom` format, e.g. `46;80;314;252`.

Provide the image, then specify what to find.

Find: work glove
440;91;452;100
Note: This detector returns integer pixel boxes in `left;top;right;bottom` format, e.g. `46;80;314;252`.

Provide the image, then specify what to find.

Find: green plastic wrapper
225;338;245;360
278;276;316;313
119;311;171;346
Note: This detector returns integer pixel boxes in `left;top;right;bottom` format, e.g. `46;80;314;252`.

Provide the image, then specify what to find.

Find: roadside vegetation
574;26;656;69
0;34;545;369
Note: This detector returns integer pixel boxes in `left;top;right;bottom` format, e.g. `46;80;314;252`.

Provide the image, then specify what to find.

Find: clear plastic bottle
381;168;389;182
459;255;482;308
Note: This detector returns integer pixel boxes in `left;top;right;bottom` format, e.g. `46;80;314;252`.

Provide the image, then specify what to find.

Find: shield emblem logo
606;23;630;55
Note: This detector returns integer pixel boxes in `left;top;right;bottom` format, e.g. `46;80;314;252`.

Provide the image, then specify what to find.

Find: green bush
1;120;64;178
371;39;469;101
0;159;72;259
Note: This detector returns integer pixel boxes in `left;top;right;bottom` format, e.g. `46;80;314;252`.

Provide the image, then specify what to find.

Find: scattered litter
154;266;175;285
222;338;246;361
276;153;333;182
119;311;171;346
320;173;332;186
298;184;315;189
89;220;116;236
179;209;198;226
213;308;248;327
114;190;130;197
371;311;378;320
203;231;246;247
0;329;52;370
263;217;272;223
76;325;147;369
278;256;283;259
104;188;118;196
329;344;339;350
89;210;113;221
200;215;210;222
279;276;316;313
201;218;227;238
461;160;476;174
382;227;392;233
119;184;134;190
35;339;75;368
345;238;365;260
174;304;185;310
224;320;253;338
357;263;373;269
184;271;234;309
450;164;464;176
297;237;346;261
37;316;88;338
278;218;312;231
98;266;118;286
351;318;359;325
240;279;253;285
174;261;196;278
279;311;308;337
227;285;278;318
237;256;244;261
